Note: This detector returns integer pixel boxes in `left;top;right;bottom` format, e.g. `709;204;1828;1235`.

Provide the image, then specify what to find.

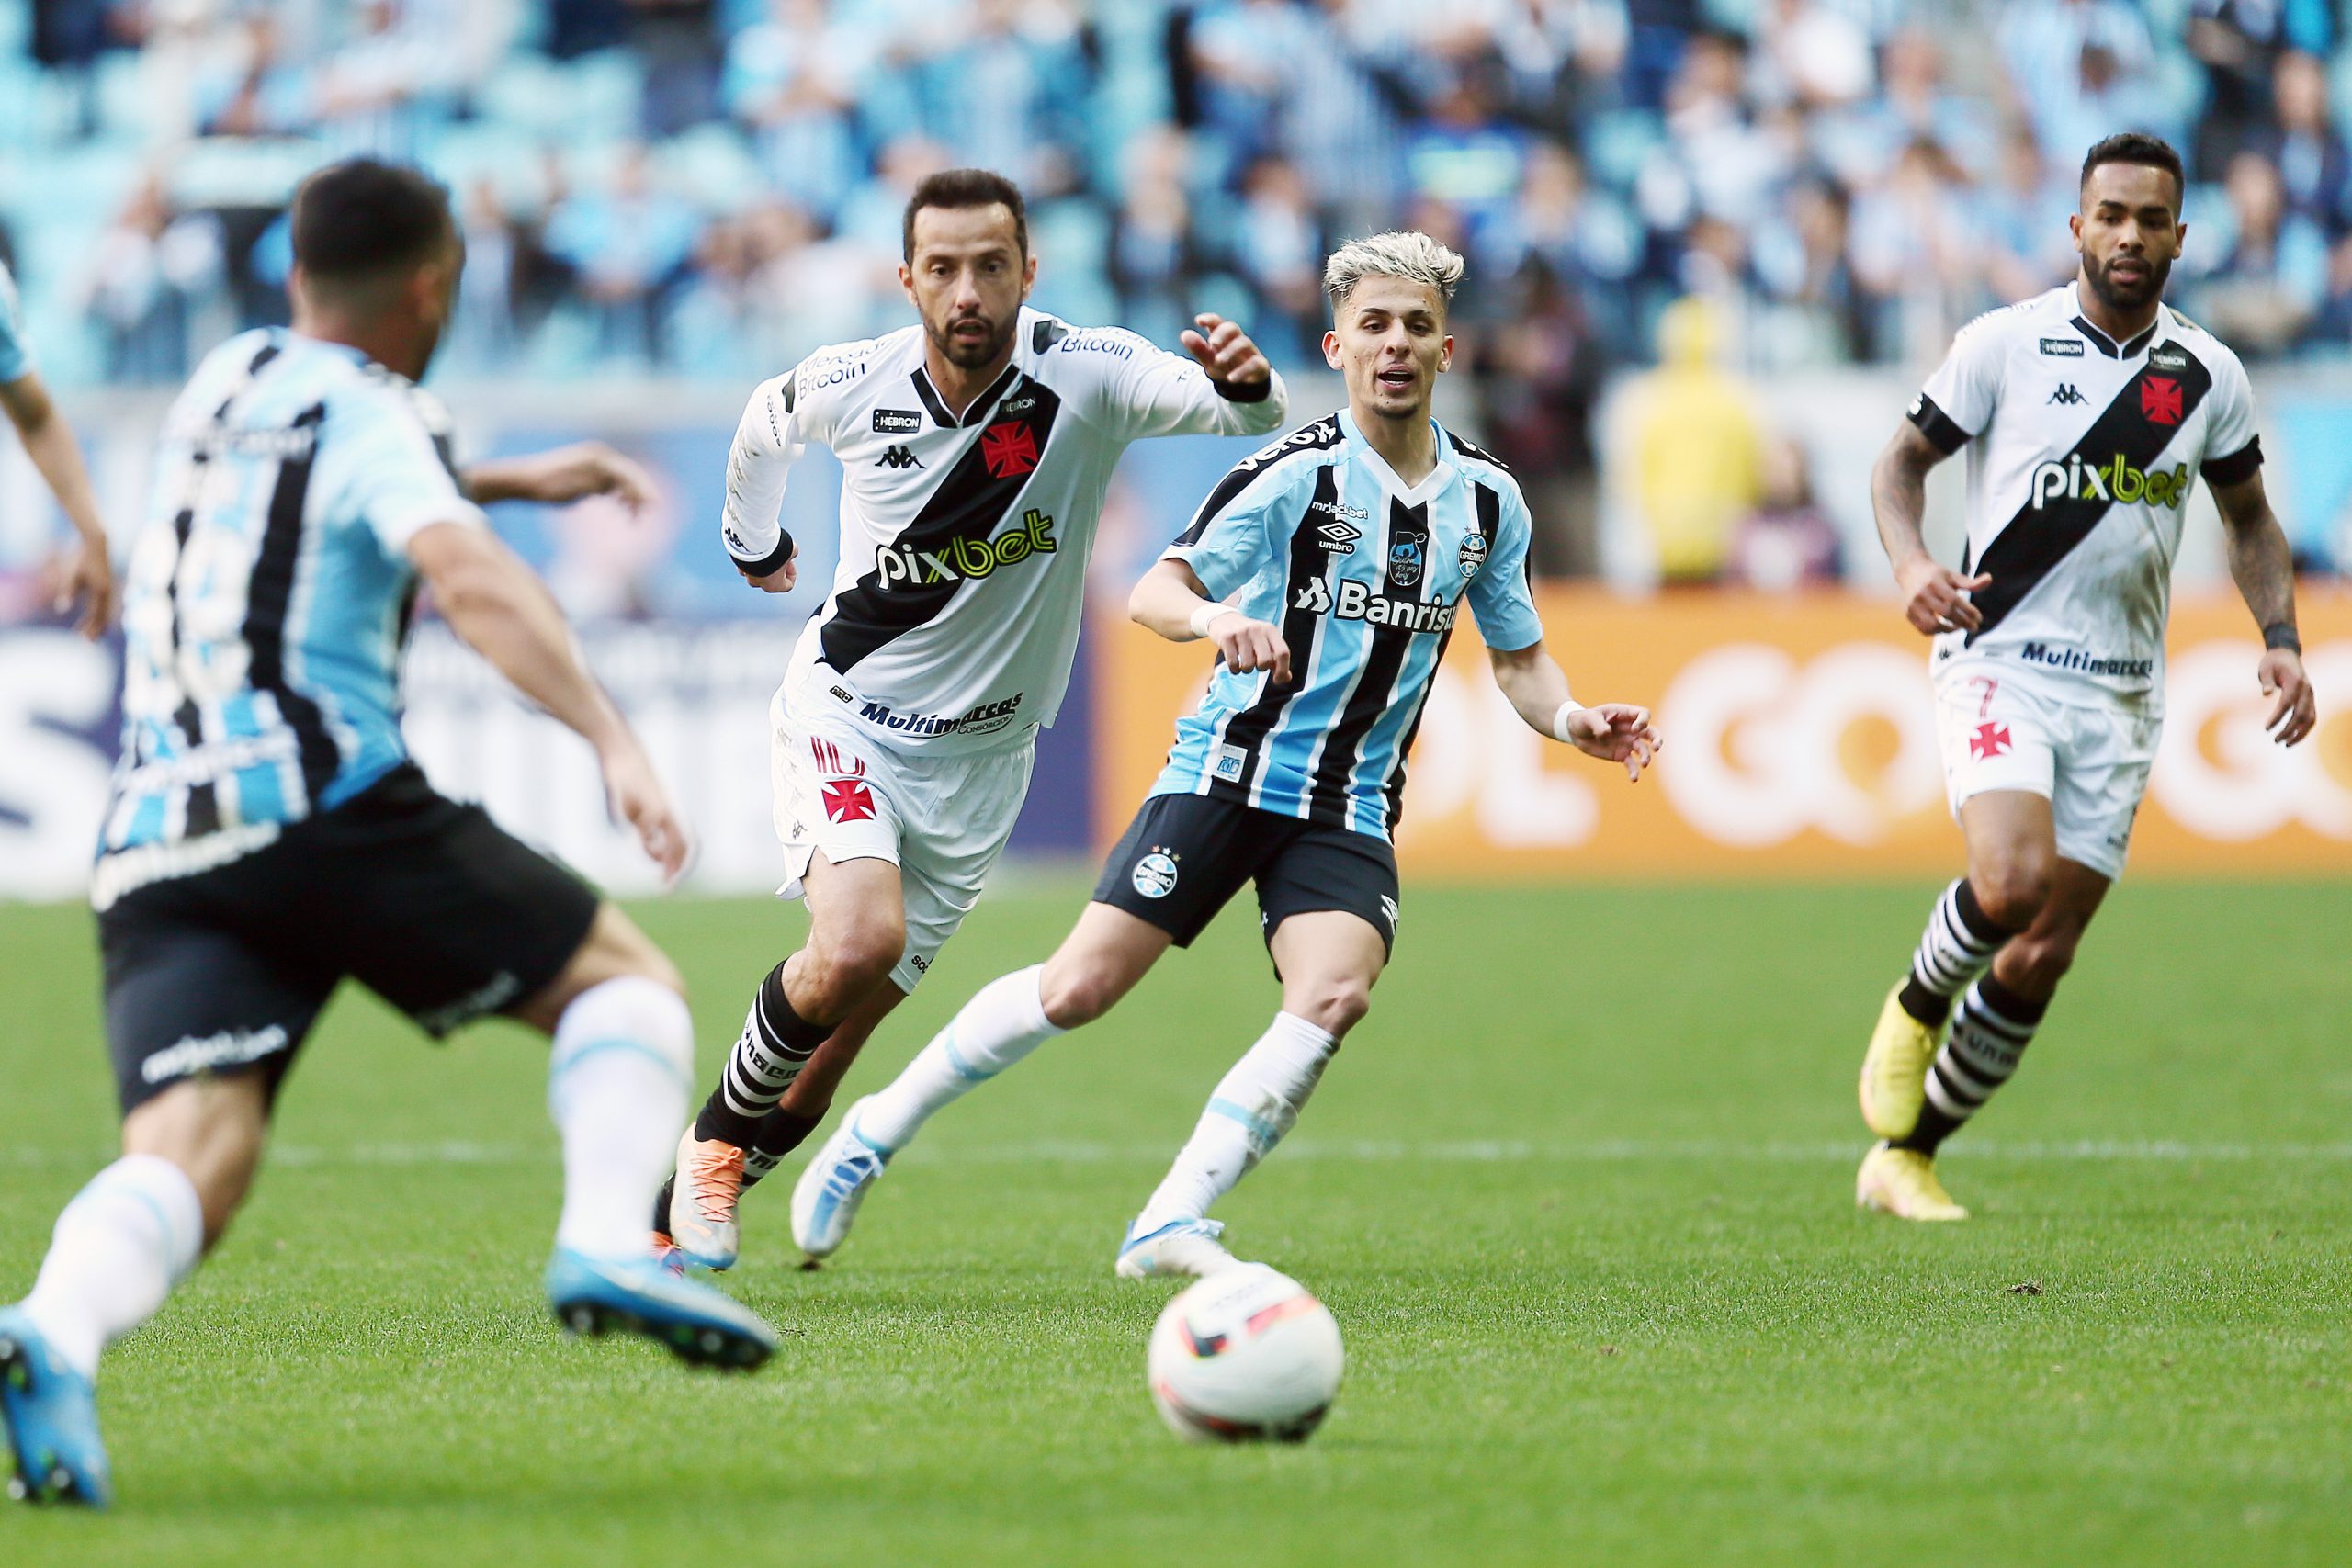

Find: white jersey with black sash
719;308;1289;755
1908;283;2262;712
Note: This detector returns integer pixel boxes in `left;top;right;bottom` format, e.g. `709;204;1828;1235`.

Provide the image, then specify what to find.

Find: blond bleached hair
1322;231;1466;313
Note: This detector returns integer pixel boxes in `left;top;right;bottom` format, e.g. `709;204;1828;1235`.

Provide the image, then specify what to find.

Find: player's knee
1038;962;1122;1029
1970;858;2052;931
2004;931;2078;994
1293;976;1373;1038
803;919;905;1012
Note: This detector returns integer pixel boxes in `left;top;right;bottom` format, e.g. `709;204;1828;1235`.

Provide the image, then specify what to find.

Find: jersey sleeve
720;369;815;575
1061;324;1290;444
2199;346;2263;487
1466;482;1544;651
0;264;34;384
1161;457;1303;601
1908;317;2005;453
320;380;487;555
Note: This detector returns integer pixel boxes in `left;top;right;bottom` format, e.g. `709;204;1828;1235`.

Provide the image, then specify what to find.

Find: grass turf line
2;882;2348;1566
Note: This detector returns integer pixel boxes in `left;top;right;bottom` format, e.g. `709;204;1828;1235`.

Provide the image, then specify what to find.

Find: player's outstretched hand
544;442;658;509
738;549;797;593
1896;558;1990;637
1181;313;1272;393
43;536;117;639
2258;648;2317;747
1211;614;1291;686
599;737;692;883
1563;704;1663;783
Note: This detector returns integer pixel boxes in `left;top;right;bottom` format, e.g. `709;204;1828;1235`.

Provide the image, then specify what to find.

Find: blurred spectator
1475;258;1609;576
1613;296;1760;584
723;0;863;221
1848;138;1977;365
631;0;724;138
1975;129;2078;305
1997;0;2161;165
541;145;703;365
2261;51;2352;236
2188;0;2293;179
921;0;1094;200
1109;126;1211;347
1481;140;1642;358
81;173;222;385
1726;435;1842;591
2197;151;2328;358
1230;156;1326;361
304;0;449;159
1749;175;1865;366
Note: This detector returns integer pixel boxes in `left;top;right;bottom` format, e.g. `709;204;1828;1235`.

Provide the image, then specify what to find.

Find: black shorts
97;763;600;1116
1091;792;1400;960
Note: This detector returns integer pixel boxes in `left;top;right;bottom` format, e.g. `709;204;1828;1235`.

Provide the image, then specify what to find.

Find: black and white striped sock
1897;879;2014;1027
1895;974;2047;1154
692;964;831;1149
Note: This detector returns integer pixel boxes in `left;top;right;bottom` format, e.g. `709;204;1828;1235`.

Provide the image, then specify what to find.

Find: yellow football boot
1858;984;1939;1140
1855;1143;1968;1222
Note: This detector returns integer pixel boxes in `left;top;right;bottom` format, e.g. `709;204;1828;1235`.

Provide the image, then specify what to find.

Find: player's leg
665;712;911;1266
1119;825;1396;1280
5;902;325;1509
792;788;1255;1262
1860;678;2057;1143
325;770;775;1367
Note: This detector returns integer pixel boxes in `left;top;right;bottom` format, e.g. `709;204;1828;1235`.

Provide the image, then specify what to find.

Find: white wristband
1550;699;1586;743
1189;602;1238;639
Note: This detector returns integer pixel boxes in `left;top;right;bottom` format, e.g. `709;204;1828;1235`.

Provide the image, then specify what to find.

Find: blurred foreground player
1;161;775;1510
0;254;116;636
1855;134;2317;1220
791;231;1660;1276
656;168;1288;1269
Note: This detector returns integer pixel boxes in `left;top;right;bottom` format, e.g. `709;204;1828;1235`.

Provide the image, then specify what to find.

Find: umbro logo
2048;384;2086;406
875;444;924;469
1315;519;1360;554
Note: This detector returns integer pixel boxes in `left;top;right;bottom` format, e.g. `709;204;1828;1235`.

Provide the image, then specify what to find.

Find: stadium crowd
4;0;2350;577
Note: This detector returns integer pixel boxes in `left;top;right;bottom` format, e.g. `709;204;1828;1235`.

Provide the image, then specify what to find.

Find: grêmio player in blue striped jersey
787;232;1661;1278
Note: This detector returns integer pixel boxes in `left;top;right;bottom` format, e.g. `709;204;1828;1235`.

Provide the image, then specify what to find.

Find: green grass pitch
4;879;2350;1566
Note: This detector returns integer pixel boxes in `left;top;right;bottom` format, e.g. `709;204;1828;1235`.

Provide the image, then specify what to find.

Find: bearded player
787;231;1660;1277
1854;134;2318;1221
657;169;1288;1268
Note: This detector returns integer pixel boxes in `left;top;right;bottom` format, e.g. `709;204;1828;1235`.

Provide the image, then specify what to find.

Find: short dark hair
901;168;1027;263
2080;133;2186;210
291;159;455;284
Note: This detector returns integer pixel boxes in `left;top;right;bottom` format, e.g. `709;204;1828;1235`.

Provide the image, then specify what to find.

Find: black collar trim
912;361;1024;428
2070;313;2158;360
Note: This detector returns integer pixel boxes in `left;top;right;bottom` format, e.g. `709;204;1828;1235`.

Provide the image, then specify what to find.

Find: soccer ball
1146;1265;1344;1443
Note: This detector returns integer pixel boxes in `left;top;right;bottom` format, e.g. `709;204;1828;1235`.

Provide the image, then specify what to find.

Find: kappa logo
980;420;1040;478
1132;849;1181;899
876;444;924;470
2141;376;2183;425
2039;336;2086;357
2048;383;2086;406
873;408;922;434
1458;533;1488;580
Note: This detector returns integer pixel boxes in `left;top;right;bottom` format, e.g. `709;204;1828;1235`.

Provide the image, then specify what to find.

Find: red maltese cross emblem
1969;722;2013;761
980;421;1040;478
2141;376;2182;425
822;778;876;823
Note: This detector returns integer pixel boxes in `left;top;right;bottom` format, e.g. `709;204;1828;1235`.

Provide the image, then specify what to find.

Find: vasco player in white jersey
656;169;1288;1269
1854;134;2318;1222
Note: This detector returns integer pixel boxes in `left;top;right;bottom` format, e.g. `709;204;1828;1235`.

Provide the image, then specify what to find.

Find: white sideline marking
8;1138;2352;1170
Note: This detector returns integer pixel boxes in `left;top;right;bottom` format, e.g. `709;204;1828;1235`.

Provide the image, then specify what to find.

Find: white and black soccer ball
1146;1265;1343;1443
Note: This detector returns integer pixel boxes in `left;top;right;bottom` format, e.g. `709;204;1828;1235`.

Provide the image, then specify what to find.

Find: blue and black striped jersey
94;330;488;909
1152;411;1544;841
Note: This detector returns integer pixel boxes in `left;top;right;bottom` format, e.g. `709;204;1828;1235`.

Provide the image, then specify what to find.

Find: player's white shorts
768;687;1035;992
1933;668;2161;882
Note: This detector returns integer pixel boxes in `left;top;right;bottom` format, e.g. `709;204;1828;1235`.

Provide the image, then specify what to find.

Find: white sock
1136;1012;1338;1232
856;965;1062;1152
548;976;693;1261
20;1154;204;1381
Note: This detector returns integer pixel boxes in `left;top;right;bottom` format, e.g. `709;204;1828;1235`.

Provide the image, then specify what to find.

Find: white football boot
667;1129;748;1270
1115;1216;1243;1280
790;1098;893;1261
